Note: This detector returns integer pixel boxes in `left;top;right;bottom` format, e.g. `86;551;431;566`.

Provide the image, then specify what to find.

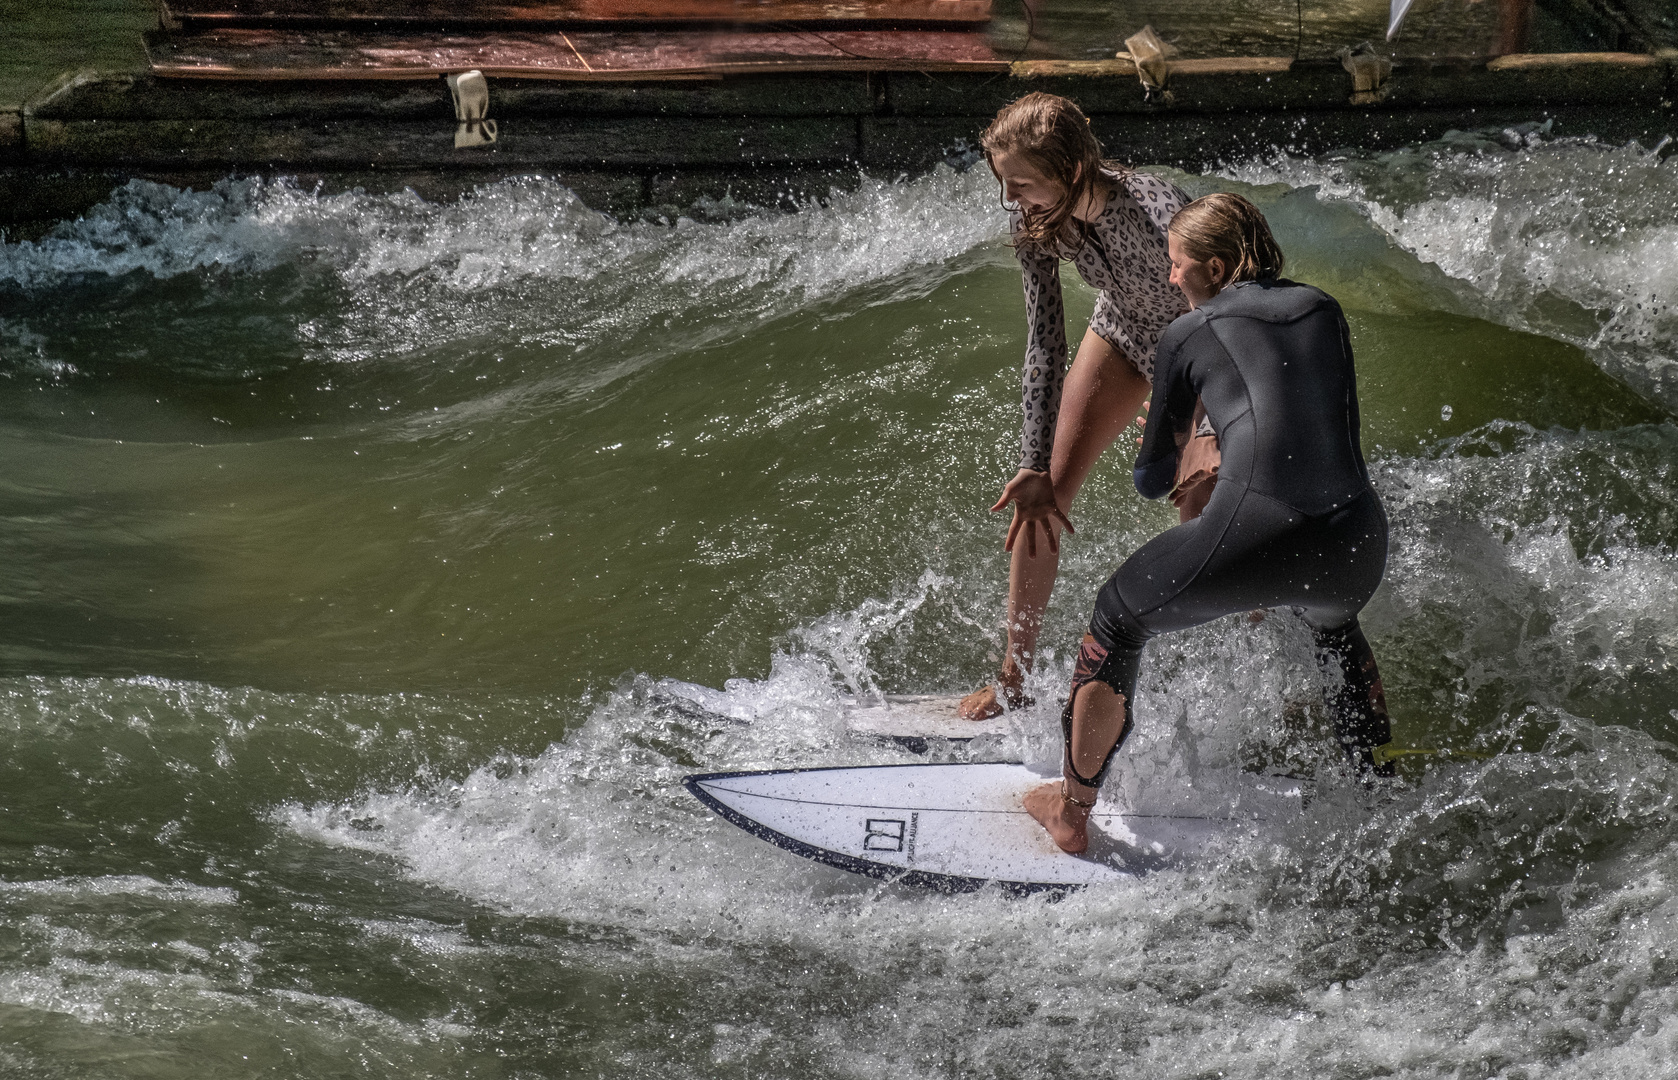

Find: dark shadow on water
0;483;208;679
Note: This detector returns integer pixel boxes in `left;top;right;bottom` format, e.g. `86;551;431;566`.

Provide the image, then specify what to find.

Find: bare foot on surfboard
957;684;1005;720
1023;781;1090;854
957;670;1031;721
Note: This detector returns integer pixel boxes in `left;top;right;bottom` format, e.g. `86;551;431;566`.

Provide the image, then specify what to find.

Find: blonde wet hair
1168;192;1285;285
980;92;1128;252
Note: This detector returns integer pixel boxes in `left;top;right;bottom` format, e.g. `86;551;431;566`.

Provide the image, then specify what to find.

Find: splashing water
1;131;1677;1078
1220;129;1678;408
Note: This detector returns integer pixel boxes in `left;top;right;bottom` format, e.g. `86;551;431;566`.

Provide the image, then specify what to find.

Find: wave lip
1221;130;1678;410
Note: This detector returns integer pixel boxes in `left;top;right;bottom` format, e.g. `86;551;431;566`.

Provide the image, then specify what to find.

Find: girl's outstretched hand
991;469;1074;557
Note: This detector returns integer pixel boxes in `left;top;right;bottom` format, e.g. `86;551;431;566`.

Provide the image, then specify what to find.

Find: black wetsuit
1068;278;1393;779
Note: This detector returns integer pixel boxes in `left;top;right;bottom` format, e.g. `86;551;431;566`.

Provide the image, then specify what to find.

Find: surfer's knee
1068;631;1139;703
1088;576;1150;658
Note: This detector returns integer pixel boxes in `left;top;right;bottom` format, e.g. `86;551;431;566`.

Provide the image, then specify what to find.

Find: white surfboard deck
686;762;1255;893
843;694;1009;741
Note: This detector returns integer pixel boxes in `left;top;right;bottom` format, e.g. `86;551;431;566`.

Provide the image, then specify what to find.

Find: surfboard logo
863;818;906;852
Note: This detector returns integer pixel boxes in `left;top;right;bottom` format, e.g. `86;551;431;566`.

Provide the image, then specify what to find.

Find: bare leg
1024;680;1128;853
994;528;1060;698
961;330;1151;720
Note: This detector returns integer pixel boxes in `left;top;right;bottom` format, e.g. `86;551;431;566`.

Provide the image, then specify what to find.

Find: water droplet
1440;405;1453;421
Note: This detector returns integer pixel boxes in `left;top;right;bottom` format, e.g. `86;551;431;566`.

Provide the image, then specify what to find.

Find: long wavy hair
980;93;1127;253
1167;193;1286;284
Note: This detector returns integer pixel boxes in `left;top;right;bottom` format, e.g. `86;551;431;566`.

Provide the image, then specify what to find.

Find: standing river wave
2;127;1678;1078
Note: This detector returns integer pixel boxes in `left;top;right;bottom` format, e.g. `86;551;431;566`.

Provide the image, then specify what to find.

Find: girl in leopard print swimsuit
960;92;1215;720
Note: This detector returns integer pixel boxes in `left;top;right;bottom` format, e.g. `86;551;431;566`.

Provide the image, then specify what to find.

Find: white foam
0;169;1005;379
264;417;1678;1075
0;875;238;906
1220;133;1678;406
1378;422;1678;700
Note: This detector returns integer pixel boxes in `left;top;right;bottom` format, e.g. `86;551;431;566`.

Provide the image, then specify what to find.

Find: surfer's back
1160;278;1370;516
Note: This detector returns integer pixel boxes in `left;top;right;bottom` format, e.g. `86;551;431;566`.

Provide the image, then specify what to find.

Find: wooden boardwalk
158;0;995;28
0;0;1672;231
147;27;1009;80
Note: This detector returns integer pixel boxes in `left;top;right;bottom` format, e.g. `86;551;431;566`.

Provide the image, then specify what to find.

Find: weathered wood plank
1486;49;1660;68
989;0;1506;62
1375;51;1668;109
894;57;1333;115
890;50;1669;115
0;110;22;156
28;69;880;120
1007;59;1136;78
24;114;859;167
147;27;1007;78
160;0;993;28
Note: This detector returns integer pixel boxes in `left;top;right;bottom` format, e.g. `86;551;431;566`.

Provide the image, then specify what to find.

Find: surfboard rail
685;762;1247;895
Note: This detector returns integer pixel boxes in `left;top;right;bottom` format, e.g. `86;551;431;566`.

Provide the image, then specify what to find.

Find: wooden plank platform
146;27;1007;78
1486;50;1662;69
9;52;1672;233
159;0;994;28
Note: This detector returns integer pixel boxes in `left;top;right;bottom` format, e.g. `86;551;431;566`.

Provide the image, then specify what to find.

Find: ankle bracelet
1060;781;1096;809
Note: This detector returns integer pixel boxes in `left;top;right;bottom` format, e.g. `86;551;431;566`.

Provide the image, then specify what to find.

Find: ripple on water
266;423;1678;1077
2;130;1677;1078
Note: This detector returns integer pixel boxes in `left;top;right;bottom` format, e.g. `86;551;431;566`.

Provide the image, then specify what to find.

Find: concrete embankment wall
1;52;1673;230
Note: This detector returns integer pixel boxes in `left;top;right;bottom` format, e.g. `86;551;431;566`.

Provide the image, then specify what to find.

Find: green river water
3;124;1678;1078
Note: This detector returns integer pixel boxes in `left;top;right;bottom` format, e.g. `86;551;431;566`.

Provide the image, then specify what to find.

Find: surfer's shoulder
1156;306;1213;364
1200;278;1337;325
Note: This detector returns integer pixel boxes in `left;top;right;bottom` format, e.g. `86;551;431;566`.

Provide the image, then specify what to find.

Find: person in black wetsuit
1023;193;1395;855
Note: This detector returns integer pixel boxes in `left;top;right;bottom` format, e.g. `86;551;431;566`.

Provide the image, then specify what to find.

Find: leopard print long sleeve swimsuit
1013;170;1190;472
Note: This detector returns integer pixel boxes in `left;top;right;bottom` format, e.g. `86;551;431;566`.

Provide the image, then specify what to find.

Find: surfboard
685;761;1256;893
842;693;1009;746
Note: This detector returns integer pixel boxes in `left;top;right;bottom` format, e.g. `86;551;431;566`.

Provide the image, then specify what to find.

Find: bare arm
997;328;1152;555
1048;328;1153;507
